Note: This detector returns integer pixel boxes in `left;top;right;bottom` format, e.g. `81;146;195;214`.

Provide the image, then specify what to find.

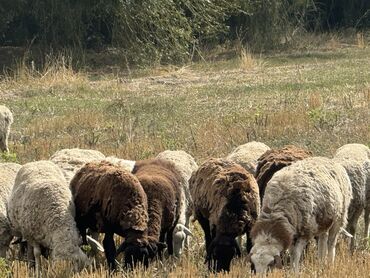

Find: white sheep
226;141;270;175
156;150;198;257
103;156;136;172
0;163;21;257
7;161;89;272
0;105;13;153
334;143;370;243
249;157;352;273
50;148;105;182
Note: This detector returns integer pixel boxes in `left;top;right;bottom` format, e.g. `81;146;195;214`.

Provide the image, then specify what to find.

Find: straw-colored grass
0;34;369;277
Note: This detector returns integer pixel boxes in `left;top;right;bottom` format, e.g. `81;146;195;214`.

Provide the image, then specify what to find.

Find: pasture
0;35;369;277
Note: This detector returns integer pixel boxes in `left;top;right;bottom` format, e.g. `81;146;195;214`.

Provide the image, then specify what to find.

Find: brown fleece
255;145;312;201
132;159;184;243
70;161;148;245
190;158;260;237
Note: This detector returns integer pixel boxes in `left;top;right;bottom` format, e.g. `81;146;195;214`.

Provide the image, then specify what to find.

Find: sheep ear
274;255;283;269
86;235;104;253
181;225;193;236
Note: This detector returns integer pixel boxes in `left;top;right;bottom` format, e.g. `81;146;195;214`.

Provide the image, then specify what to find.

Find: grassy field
0;34;369;277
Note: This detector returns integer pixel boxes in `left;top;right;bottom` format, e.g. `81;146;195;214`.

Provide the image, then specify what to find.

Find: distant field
0;39;369;277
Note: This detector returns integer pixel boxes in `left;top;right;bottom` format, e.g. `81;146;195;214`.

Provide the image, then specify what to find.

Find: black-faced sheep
189;158;260;272
0;105;13;153
249;157;352;273
156;150;198;257
333;143;370;250
7;161;89;272
130;159;184;258
226;141;270;175
70;161;150;270
0;163;21;257
50;148;105;182
255;145;312;202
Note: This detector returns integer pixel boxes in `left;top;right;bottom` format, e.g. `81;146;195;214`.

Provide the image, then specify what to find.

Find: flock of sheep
0;104;370;275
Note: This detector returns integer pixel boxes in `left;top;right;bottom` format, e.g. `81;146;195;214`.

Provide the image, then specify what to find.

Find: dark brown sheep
189;158;260;272
130;158;184;258
70;161;149;270
255;145;312;202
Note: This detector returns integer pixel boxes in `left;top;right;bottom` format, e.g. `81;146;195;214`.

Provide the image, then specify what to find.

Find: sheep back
255;145;312;201
190;158;260;237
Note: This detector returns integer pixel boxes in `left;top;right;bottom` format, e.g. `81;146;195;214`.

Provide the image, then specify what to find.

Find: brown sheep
255;145;312;202
189;158;260;272
70;161;150;270
129;159;184;258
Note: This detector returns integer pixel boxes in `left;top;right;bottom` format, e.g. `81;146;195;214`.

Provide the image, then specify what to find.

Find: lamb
226;141;270;175
129;159;184;259
156;150;198;257
333;143;370;249
255;145;312;201
248;157;352;273
0;105;13;153
50;148;105;182
189;158;260;272
7;161;89;272
0;163;21;257
70;161;150;270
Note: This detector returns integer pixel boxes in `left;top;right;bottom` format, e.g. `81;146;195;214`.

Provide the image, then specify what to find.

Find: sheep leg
347;209;362;252
0;137;7;153
290;238;307;273
33;244;42;276
327;227;340;264
245;230;253;253
103;232;116;271
27;242;35;268
317;232;328;263
166;228;175;256
197;214;212;250
364;206;370;239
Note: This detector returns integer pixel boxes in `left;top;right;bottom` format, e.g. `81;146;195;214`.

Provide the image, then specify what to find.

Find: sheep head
173;224;193;257
206;235;241;272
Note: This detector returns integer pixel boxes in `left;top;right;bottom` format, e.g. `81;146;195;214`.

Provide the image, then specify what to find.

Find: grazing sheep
190;158;260;272
333;143;370;247
156;150;198;257
249;157;352;273
50;148;105;182
0;105;13;153
226;141;270;175
0;163;21;257
70;161;150;270
103;156;136;172
131;159;184;259
255;145;312;201
8;161;89;272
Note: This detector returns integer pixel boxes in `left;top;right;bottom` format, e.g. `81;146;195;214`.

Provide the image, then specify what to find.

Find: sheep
333;143;370;248
130;159;184;259
189;158;260;272
70;161;150;270
50;148;105;182
255;145;312;201
0;163;21;257
248;157;352;273
156;150;198;257
226;141;270;175
103;156;136;172
0;105;13;153
7;161;89;272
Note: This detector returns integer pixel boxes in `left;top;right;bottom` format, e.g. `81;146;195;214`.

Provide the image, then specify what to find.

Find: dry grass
0;34;369;277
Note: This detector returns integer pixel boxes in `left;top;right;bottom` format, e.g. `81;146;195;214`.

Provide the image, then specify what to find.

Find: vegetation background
0;0;370;277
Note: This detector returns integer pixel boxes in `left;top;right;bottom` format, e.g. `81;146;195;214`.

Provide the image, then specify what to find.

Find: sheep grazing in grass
190;158;260;272
8;161;89;272
226;141;270;175
70;161;150;270
255;145;312;201
50;148;105;182
0;105;13;153
131;159;184;259
333;143;370;249
156;150;198;257
249;157;352;273
0;163;21;257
